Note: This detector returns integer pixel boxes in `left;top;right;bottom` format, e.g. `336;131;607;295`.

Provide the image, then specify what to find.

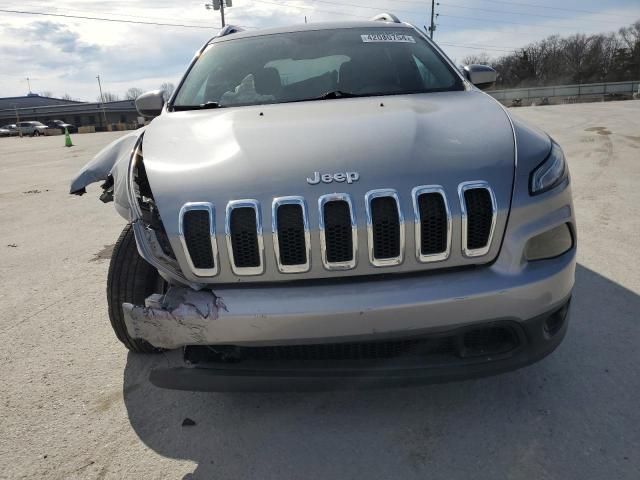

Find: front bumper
149;298;571;391
123;247;575;348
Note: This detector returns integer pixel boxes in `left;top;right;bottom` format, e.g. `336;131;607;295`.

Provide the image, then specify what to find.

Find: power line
7;2;217;26
437;13;579;30
438;2;628;26
248;0;370;18
0;8;215;28
473;0;637;19
438;42;515;52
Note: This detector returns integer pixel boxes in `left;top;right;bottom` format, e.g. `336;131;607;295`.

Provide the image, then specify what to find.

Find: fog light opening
526;223;574;262
543;302;569;338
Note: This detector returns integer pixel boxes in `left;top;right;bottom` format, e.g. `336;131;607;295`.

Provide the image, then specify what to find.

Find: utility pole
205;0;231;28
96;75;109;130
429;0;437;39
25;77;32;94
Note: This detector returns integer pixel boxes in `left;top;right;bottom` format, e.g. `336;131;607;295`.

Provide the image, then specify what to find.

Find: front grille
185;325;520;364
463;186;495;254
182;209;214;270
178;182;497;278
323;200;353;263
275;202;307;267
229;207;260;268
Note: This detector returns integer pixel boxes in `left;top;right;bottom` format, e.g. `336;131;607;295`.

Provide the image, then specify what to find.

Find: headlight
530;141;567;195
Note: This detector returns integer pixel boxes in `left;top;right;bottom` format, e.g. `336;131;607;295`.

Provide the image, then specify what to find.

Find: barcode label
361;33;416;43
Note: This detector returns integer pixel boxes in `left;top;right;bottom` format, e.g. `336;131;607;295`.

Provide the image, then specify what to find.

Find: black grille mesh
229;207;260;268
371;197;400;259
186;325;520;363
276;204;307;266
183;210;214;269
323;200;353;263
417;193;447;255
464;188;493;250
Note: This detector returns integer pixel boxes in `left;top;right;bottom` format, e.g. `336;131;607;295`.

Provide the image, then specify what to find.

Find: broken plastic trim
122;287;228;349
126;136;203;290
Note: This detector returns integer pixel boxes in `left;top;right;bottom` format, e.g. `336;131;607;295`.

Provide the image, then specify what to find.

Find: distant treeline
461;20;640;89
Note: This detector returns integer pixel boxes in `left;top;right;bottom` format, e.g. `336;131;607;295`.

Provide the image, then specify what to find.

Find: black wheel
33;130;40;137
107;224;165;353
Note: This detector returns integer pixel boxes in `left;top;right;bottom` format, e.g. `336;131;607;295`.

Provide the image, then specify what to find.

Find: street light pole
205;0;228;28
96;75;108;130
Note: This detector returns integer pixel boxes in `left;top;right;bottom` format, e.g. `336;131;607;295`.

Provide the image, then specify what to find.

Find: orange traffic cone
64;127;73;147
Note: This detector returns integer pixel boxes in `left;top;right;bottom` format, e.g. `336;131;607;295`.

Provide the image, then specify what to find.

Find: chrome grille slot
272;196;310;273
179;202;218;276
225;200;264;276
412;186;451;262
365;189;404;267
319;194;357;270
459;181;497;257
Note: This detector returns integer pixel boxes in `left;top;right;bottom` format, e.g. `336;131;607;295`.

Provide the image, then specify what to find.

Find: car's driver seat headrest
254;67;282;96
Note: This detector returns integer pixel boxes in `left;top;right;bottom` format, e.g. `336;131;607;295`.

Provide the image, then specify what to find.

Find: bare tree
461;53;492;66
40;90;53;97
490;19;640;88
160;82;175;101
125;87;144;100
98;92;120;103
61;93;78;101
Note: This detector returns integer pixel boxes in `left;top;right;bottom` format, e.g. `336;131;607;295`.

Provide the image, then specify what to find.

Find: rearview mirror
135;90;165;118
463;64;497;90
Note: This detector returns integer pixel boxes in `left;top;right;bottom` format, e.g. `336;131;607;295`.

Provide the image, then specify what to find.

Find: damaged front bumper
123;247;574;349
123;248;574;390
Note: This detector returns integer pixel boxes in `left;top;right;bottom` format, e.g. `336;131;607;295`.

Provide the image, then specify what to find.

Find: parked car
46;119;78;134
1;124;20;136
17;121;48;136
71;16;576;392
0;127;13;137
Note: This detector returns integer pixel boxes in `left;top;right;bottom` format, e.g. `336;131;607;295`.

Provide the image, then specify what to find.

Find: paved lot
1;101;639;479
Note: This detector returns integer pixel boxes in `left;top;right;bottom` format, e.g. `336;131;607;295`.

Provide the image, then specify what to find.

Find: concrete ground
1;101;639;480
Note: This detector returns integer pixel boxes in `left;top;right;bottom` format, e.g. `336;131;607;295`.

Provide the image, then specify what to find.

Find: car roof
209;21;419;43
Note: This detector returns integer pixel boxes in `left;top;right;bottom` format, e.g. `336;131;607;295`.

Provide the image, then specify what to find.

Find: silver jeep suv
71;16;576;391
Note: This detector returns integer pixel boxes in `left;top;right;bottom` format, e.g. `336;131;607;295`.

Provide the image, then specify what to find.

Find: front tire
107;224;164;353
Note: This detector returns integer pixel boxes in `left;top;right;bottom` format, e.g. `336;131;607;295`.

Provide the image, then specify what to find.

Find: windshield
172;27;463;109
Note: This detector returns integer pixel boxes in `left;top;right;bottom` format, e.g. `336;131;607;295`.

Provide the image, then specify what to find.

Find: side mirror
135;90;165;118
463;64;497;90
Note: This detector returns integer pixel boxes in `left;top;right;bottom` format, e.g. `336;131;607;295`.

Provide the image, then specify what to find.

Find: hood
143;90;515;235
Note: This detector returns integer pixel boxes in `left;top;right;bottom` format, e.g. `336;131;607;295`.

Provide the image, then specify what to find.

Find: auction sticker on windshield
361;33;416;43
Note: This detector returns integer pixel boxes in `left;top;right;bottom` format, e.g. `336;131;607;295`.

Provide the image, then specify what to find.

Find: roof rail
370;13;401;23
215;25;244;38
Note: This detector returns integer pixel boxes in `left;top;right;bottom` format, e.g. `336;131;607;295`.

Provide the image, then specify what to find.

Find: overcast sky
0;0;638;100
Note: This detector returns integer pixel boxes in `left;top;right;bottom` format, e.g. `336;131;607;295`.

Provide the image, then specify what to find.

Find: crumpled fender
69;128;145;219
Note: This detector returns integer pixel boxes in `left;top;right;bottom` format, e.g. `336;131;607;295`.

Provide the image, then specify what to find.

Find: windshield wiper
314;90;365;100
172;101;225;111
